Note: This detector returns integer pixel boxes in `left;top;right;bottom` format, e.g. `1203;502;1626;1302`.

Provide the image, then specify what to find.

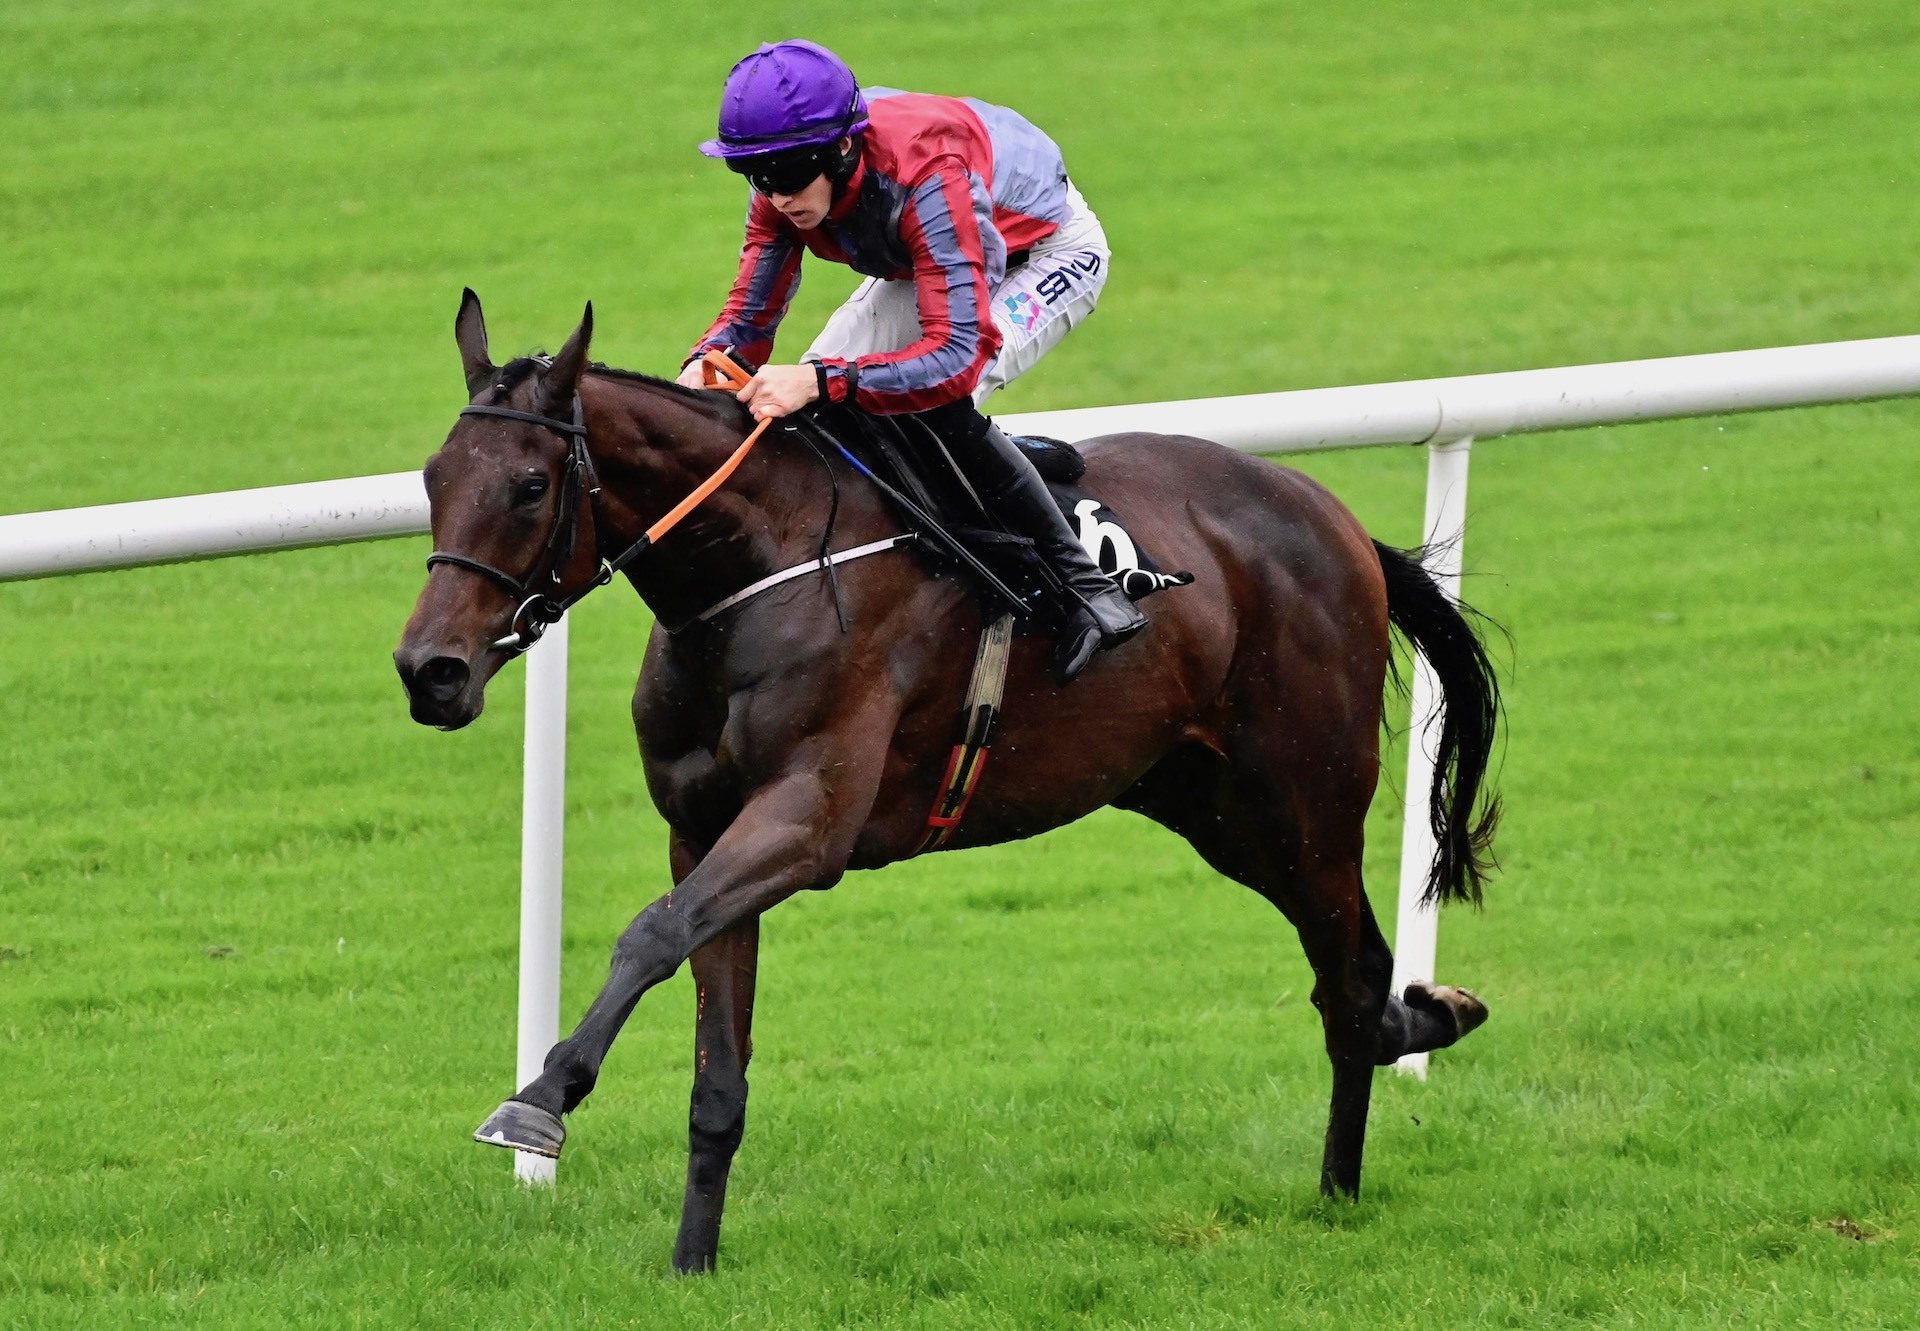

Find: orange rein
641;352;775;545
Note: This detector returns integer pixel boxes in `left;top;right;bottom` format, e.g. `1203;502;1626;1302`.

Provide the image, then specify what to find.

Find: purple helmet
698;40;870;160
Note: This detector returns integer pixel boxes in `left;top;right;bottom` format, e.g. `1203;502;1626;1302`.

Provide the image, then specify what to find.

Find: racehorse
395;292;1501;1273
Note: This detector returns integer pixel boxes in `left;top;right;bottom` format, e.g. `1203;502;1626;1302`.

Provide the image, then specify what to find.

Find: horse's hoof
473;1099;565;1158
671;1252;717;1277
1404;981;1489;1043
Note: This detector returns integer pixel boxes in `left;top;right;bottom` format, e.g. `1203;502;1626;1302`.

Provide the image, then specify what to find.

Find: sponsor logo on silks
1037;253;1101;306
1002;291;1042;332
1005;253;1104;333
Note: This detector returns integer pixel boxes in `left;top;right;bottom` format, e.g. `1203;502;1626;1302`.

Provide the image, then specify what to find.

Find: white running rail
5;333;1917;1157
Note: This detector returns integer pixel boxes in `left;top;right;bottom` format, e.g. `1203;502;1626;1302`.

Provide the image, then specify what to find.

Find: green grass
4;1;1919;1326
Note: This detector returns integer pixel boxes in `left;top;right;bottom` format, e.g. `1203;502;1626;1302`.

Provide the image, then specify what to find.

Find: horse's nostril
417;656;471;702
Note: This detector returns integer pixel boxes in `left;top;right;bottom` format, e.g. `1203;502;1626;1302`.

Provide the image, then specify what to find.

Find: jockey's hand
737;364;820;421
675;360;710;390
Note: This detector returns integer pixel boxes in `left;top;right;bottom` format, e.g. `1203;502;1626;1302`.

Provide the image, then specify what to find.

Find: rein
426;353;775;654
424;352;1029;855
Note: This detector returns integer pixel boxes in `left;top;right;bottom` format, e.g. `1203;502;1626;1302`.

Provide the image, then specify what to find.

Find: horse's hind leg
1281;829;1392;1197
1129;746;1478;1199
672;914;759;1275
1277;837;1494;1194
1129;751;1382;1195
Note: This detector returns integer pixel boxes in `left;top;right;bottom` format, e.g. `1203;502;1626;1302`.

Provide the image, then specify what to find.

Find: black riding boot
920;402;1148;682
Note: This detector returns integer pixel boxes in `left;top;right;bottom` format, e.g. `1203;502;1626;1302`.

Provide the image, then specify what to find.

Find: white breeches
804;183;1110;407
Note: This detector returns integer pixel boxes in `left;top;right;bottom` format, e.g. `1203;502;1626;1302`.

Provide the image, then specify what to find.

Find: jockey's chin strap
425;352;774;655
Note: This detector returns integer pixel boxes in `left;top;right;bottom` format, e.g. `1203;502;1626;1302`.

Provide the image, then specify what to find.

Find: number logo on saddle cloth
1008;432;1194;605
1060;492;1194;602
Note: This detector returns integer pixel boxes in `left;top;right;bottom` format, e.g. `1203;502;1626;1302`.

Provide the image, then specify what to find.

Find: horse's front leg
671;907;758;1274
659;828;762;1276
472;751;884;1159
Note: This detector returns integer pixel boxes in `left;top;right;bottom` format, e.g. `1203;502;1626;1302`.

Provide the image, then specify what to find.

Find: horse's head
394;290;604;729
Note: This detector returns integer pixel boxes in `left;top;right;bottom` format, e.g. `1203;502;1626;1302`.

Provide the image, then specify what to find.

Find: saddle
807;402;1193;619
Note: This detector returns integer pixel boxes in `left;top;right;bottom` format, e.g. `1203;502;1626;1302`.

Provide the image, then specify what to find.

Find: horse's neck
580;373;869;629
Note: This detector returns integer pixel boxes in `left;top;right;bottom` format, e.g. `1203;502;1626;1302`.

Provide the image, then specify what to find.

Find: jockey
677;39;1147;683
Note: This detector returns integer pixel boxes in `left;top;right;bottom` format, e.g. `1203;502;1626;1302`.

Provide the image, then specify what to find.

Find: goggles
731;147;832;197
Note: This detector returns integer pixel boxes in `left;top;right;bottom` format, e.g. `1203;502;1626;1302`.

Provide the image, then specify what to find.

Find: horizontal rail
1003;333;1920;451
0;471;427;581
4;333;1917;582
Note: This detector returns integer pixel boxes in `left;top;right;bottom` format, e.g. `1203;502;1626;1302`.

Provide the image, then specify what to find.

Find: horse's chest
635;683;736;845
641;742;739;849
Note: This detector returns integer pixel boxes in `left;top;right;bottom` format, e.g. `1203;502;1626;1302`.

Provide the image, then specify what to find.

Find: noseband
426;393;614;654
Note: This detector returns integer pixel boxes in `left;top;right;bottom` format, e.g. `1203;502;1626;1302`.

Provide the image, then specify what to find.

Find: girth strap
681;533;919;630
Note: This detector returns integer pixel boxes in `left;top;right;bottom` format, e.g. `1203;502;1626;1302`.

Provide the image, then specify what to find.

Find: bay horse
395;293;1501;1273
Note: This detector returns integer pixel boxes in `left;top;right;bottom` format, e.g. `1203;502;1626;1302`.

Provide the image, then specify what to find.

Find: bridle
425;354;776;655
426;391;627;654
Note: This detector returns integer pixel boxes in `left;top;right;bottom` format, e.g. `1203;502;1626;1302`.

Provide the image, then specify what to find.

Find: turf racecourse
4;0;1918;1325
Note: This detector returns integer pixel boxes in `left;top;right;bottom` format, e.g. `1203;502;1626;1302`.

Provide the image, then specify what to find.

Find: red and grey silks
690;88;1074;414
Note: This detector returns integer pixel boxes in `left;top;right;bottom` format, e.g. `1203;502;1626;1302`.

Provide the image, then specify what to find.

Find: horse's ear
455;287;494;397
539;302;594;414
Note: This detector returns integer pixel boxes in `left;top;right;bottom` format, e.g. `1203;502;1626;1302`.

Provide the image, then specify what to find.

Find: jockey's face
767;173;833;231
740;137;851;232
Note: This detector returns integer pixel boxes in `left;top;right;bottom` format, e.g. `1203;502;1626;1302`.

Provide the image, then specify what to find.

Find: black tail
1374;540;1503;907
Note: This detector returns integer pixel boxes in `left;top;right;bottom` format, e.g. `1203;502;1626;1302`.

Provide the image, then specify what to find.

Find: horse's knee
690;1075;747;1150
612;902;694;977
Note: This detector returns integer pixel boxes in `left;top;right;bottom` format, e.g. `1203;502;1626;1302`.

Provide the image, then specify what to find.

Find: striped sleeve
816;158;1003;413
687;197;804;370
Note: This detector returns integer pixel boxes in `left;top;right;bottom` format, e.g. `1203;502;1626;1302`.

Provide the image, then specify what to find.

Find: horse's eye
515;477;550;506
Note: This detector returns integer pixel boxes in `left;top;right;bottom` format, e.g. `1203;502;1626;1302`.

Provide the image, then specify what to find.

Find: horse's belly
850;620;1222;863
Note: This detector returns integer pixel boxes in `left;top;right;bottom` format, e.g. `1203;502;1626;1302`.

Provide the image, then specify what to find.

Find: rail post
1391;436;1473;1078
513;615;568;1183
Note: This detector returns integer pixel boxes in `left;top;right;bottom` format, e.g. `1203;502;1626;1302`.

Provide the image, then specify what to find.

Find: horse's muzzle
394;646;481;730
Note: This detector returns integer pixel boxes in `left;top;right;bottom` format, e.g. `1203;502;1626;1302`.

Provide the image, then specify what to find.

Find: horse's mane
495;354;751;429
